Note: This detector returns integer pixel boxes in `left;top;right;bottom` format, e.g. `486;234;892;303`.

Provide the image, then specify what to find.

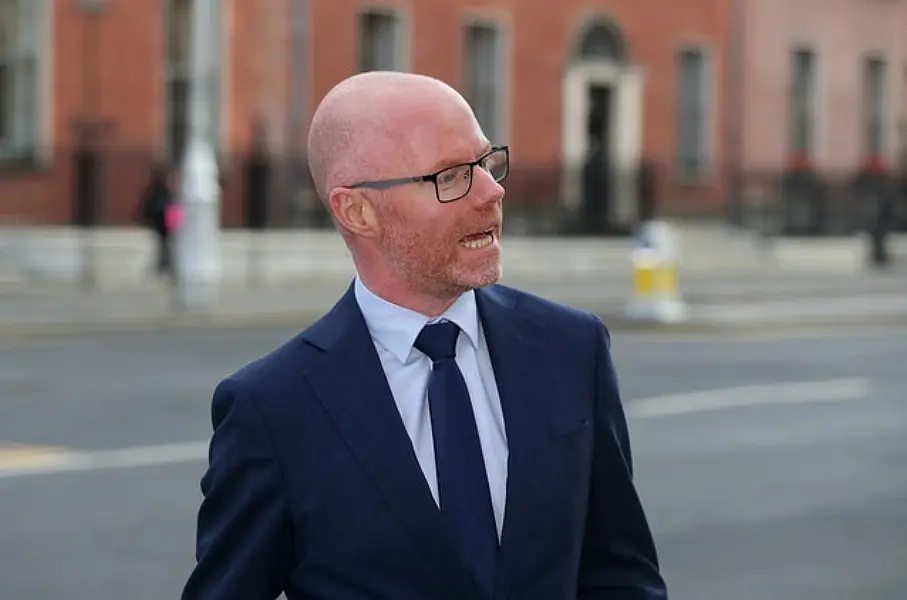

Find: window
789;48;816;155
863;56;887;157
0;0;41;157
463;22;503;141
358;11;402;72
900;64;907;167
165;0;189;163
165;0;222;163
675;47;709;178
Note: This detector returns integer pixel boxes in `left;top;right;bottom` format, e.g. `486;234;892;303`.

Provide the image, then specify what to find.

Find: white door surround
560;62;644;229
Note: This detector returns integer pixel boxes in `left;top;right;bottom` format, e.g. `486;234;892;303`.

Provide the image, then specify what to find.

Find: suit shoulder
489;283;604;331
221;328;320;400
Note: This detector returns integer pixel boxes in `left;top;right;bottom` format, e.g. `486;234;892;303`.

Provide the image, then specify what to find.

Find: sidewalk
4;224;907;291
1;268;905;339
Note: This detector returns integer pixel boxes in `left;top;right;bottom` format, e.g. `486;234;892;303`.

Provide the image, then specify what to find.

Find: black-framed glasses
347;145;510;203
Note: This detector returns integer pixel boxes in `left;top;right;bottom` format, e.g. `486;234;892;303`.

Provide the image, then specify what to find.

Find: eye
438;171;457;186
437;165;470;188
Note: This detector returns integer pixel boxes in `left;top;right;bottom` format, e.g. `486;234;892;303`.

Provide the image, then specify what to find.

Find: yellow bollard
632;250;658;296
625;222;687;323
631;249;678;297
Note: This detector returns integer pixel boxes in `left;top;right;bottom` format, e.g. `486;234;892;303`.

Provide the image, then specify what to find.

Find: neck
356;271;460;317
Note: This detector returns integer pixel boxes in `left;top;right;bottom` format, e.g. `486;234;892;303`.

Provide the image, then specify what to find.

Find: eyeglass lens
435;148;508;202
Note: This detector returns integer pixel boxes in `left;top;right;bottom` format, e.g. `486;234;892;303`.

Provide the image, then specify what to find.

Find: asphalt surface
0;323;905;600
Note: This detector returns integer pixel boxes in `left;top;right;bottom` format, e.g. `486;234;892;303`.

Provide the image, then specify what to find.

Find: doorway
560;16;644;234
582;84;614;232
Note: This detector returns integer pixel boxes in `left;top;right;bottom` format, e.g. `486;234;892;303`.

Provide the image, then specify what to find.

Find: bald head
307;72;477;203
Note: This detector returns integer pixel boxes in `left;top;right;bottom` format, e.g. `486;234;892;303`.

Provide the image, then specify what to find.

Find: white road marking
0;378;872;480
0;441;210;480
626;377;871;419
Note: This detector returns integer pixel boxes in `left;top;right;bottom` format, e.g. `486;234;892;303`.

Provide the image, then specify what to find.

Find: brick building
734;0;907;232
739;0;907;174
0;0;730;229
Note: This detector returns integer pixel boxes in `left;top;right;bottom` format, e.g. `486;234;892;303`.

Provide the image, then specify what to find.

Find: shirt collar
354;276;480;364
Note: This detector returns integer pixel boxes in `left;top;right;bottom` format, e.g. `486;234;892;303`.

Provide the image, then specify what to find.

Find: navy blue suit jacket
182;283;668;600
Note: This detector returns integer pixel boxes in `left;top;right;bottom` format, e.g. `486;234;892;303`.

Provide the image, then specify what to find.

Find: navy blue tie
415;321;498;599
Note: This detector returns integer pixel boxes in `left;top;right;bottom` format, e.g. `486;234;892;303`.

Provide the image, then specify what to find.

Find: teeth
461;233;494;249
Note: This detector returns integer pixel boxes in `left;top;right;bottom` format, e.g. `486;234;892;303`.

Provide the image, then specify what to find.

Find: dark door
582;84;613;233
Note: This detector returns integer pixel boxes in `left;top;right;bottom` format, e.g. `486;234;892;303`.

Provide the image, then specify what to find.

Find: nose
471;165;505;205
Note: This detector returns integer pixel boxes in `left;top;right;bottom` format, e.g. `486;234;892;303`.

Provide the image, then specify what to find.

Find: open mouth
460;228;496;250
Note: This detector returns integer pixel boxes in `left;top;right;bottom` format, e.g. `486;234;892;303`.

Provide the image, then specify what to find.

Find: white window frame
356;7;409;73
862;54;889;158
788;46;817;157
0;0;49;161
674;45;712;180
461;18;508;143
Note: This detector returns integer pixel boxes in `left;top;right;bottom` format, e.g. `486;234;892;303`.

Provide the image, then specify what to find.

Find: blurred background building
0;0;905;234
734;0;907;235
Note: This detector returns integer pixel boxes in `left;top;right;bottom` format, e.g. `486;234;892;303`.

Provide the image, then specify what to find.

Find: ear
329;187;380;239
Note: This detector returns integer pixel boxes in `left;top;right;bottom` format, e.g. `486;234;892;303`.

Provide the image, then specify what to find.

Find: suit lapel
476;286;574;598
300;284;478;600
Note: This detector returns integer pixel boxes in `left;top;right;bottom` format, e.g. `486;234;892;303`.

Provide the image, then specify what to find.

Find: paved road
0;324;905;600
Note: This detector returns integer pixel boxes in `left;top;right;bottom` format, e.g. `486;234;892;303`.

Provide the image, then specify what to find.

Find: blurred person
138;164;182;281
181;71;668;600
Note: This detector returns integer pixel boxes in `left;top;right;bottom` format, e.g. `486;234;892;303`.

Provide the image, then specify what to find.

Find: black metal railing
2;148;906;236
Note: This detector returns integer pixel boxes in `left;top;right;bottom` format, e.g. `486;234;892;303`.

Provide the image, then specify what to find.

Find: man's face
373;104;505;299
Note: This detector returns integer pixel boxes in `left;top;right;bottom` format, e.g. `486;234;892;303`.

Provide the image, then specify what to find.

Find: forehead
387;96;489;173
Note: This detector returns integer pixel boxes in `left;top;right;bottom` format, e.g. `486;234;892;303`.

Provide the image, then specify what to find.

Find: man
182;71;668;600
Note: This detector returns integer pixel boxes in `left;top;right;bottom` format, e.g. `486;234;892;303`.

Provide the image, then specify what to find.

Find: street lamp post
175;0;221;310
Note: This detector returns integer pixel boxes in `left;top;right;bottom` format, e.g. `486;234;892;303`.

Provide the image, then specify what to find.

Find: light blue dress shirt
354;277;509;538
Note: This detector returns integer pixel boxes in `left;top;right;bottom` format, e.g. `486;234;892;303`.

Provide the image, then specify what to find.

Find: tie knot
414;321;461;362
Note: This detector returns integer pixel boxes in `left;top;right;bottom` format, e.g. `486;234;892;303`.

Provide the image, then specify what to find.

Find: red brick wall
0;0;729;225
